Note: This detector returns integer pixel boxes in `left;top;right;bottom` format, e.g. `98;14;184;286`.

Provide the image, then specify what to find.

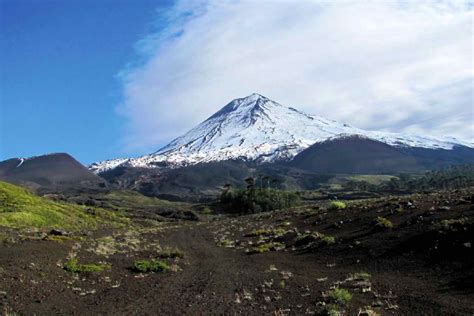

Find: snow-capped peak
89;94;472;173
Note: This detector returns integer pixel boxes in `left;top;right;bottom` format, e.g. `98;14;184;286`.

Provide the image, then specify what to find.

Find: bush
132;259;170;273
64;257;110;273
329;201;347;211
375;217;393;229
327;288;352;305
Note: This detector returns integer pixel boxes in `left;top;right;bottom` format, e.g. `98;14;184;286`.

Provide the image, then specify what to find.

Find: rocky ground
1;188;473;315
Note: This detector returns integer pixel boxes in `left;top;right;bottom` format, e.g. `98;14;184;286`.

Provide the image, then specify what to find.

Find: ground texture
1;189;473;315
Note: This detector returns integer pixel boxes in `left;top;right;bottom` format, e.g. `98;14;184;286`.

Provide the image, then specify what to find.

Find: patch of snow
16;158;25;168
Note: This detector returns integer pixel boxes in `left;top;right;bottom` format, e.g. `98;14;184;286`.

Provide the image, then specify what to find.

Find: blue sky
1;0;473;164
0;0;172;163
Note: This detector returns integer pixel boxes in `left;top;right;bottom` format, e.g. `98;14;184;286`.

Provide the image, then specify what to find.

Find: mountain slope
90;94;472;173
289;136;421;174
0;153;106;192
0;181;120;230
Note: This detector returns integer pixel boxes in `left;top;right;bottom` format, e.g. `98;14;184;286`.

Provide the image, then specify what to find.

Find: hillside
0;181;125;230
0;153;106;192
289;136;421;174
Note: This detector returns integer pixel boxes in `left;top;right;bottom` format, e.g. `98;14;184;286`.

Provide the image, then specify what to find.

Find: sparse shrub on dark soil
327;288;352;305
132;259;170;273
375;216;393;229
64;257;110;273
329;201;347;210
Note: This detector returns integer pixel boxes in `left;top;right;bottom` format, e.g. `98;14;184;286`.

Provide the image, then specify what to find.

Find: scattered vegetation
67;190;195;221
64;257;110;274
245;227;286;238
375;216;393;229
296;231;336;246
247;242;285;254
329;201;347;210
434;218;469;234
245;228;270;237
132;259;170;273
344;164;474;192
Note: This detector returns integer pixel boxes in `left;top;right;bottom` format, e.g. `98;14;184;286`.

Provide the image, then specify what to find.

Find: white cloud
118;0;474;153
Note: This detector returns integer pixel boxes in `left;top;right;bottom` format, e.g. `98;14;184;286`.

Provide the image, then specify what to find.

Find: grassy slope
0;181;127;230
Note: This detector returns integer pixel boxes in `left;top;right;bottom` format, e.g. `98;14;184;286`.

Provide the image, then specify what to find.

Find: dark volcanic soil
1;188;473;315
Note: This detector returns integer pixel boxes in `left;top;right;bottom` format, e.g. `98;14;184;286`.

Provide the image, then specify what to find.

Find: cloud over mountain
118;0;473;153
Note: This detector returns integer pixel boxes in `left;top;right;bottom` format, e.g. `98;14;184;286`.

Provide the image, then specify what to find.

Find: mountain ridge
89;93;472;174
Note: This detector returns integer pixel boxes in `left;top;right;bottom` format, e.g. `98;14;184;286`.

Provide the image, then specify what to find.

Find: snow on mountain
89;93;472;174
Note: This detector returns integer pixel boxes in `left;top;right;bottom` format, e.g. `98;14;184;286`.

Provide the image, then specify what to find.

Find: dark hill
289;136;422;174
0;153;106;192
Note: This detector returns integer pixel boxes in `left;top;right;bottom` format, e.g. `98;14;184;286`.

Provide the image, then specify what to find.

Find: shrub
327;288;352;305
132;259;170;273
375;216;393;229
64;257;110;273
329;201;347;211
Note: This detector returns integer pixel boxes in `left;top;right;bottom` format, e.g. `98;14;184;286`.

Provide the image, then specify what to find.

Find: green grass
0;181;128;230
64;257;110;273
327;288;352;305
132;259;170;273
329;201;347;210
